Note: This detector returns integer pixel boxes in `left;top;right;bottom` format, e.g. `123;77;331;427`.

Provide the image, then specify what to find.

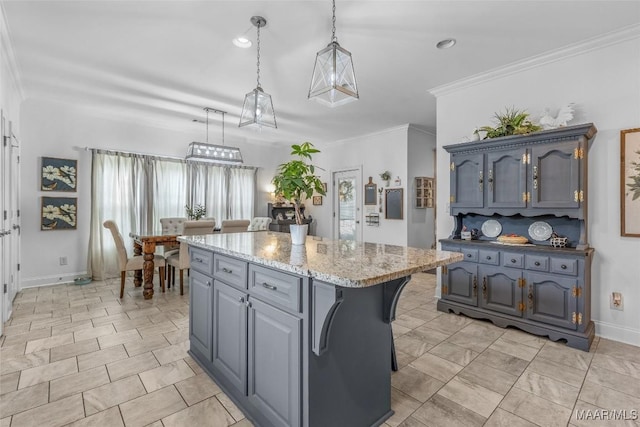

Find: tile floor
1;273;639;427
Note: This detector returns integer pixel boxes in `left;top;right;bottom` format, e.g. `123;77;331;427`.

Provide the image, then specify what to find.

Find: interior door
0;112;6;336
332;169;361;241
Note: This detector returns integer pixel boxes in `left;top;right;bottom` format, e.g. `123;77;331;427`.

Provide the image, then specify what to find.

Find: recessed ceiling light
233;37;252;48
436;38;456;49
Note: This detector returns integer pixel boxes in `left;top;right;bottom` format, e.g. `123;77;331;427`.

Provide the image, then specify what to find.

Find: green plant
272;142;326;225
185;204;206;220
479;107;542;139
380;171;391;181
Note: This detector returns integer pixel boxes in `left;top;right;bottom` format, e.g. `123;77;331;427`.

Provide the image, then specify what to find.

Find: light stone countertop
179;231;463;288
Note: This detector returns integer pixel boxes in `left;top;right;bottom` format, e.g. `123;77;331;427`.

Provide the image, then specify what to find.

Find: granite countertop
179;231;463;288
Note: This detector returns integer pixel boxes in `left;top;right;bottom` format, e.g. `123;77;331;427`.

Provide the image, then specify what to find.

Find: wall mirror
364;176;377;205
385;188;403;219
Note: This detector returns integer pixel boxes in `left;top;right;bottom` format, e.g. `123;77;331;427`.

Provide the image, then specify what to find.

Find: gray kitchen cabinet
525;272;578;330
530;140;581;209
486;147;527;209
445;123;596;226
189;270;213;361
442;261;477;306
439;240;594;350
248;297;301;427
450;152;484;209
212;279;248;395
478;264;523;317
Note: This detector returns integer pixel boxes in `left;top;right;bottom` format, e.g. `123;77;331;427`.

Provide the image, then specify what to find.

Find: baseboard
594;320;640;347
20;272;89;289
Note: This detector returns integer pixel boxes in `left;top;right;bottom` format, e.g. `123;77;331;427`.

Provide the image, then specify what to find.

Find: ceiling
4;1;640;146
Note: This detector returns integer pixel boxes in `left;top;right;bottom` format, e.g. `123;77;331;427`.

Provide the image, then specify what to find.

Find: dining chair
247;217;272;231
103;220;166;298
159;217;186;256
220;219;251;233
166;219;216;294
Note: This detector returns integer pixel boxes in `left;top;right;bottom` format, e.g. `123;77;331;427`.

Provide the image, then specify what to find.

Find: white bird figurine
539;103;575;129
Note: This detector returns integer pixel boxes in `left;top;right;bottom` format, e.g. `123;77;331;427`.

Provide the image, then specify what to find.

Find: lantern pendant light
308;0;358;107
186;108;243;164
239;16;277;128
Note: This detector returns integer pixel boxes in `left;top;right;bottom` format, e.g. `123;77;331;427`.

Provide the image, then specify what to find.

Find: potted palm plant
272;142;326;245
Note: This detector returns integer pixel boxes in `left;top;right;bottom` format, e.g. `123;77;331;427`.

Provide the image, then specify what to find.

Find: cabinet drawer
461;248;478;262
525;255;549;272
479;250;500;265
189;247;214;275
441;244;461;253
214;254;248;290
249;264;302;313
550;258;578;276
502;252;524;268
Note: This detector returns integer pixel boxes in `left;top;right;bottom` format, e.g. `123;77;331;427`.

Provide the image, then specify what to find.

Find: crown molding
0;2;25;102
331;124;411;145
428;23;640;98
408;124;436;137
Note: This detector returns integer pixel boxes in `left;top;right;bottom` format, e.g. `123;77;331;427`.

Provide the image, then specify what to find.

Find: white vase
289;244;307;266
289;224;308;245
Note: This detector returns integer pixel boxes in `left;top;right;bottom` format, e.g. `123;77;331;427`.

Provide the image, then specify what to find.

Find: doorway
332;168;361;241
1;115;20;331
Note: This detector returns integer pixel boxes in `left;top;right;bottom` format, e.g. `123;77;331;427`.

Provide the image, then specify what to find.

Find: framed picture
385;188;403;220
41;197;77;230
364;177;377;205
322;182;328;193
313;195;323;206
621;128;640;236
41;157;77;192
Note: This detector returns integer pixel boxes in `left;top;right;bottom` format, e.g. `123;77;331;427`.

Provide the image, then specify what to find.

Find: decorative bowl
550;237;568;248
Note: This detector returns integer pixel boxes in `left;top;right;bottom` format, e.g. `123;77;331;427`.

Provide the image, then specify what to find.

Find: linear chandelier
239;16;277;128
186;108;243;164
308;0;359;107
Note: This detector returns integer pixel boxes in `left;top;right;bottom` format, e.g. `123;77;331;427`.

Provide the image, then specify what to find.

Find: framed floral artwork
41;157;77;191
41;197;77;230
621;128;640;237
313;195;323;205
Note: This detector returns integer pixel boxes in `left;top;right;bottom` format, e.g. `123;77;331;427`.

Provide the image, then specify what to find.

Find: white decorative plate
528;221;553;241
481;220;502;238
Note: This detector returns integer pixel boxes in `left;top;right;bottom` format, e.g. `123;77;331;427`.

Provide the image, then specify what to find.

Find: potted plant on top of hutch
272;142;326;245
440;108;598;351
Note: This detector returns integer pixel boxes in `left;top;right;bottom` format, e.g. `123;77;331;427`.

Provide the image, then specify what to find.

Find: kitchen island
179;231;463;427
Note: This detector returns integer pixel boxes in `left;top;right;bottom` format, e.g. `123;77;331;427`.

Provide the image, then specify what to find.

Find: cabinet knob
467;254;472;258
239;296;245;303
486;256;492;260
511;259;517;263
222;267;233;274
206;281;211;287
534;261;541;266
561;264;567;270
194;257;204;263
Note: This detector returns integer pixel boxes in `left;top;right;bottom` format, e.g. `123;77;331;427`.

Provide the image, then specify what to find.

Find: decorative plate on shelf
528;221;553;241
481;220;502;238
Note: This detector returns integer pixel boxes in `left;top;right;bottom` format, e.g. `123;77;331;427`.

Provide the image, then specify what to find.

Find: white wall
309;125;410;245
432;35;640;345
407;127;436;249
19;98;286;287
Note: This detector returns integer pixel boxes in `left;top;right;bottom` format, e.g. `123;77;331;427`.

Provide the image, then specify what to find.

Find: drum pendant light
239;16;277;128
308;0;358;107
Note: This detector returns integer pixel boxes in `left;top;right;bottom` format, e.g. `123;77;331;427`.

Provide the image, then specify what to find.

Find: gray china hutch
438;123;597;350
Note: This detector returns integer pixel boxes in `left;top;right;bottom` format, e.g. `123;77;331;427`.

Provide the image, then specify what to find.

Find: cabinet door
478;265;523;317
525;272;577;330
486;148;527;208
530;141;580;209
442;262;478;306
212;280;248;395
450;153;484;208
189;271;213;361
248;298;301;427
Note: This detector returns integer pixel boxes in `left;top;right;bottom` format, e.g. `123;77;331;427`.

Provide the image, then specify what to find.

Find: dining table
128;230;179;299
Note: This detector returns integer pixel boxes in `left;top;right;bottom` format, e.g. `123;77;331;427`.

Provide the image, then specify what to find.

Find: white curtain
228;167;257;220
88;150;256;279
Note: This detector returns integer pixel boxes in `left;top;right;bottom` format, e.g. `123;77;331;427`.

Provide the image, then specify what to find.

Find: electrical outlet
59;256;68;266
610;292;623;311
